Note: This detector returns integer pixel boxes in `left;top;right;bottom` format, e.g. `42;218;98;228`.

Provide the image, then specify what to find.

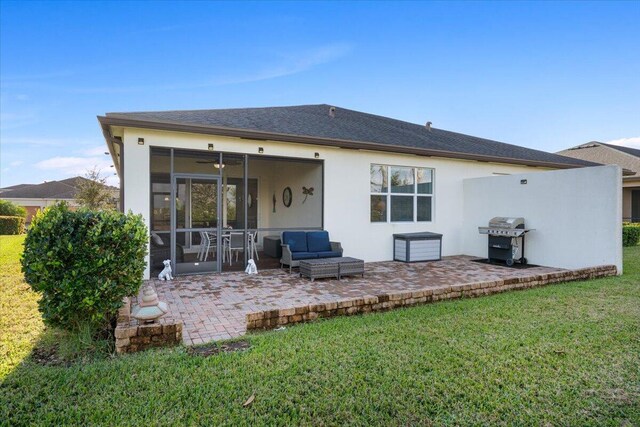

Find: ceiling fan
196;158;241;166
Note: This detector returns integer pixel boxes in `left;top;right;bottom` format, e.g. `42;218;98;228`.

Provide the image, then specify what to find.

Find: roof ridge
106;103;332;116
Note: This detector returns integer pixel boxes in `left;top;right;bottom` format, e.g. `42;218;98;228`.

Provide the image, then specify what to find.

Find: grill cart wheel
506;258;514;267
522;258;528;265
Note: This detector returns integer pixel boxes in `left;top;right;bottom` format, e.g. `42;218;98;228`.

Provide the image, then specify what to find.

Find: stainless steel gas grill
478;217;533;266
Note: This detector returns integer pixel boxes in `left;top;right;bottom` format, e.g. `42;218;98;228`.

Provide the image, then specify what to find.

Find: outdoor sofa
280;230;343;272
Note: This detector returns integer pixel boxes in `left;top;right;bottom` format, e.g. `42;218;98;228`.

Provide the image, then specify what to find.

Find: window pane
226;184;237;222
370;165;388;193
417;168;433;194
370;195;387;222
417;196;432;221
190;180;218;228
390;167;414;193
150;148;170;232
221;154;244;230
390;196;413;221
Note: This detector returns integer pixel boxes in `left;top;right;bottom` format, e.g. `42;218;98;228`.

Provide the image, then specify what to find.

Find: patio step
246;265;617;331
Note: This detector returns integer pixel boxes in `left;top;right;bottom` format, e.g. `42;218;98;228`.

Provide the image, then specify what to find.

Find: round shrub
21;203;148;330
0;215;25;235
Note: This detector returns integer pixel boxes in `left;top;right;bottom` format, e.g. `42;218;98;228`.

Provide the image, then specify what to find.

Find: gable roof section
0;177;115;199
600;142;640;158
558;141;640;177
99;104;596;169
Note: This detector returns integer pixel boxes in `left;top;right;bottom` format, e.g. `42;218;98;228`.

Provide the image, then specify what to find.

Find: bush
0;215;25;235
0;199;26;218
623;223;640;247
21;203;148;331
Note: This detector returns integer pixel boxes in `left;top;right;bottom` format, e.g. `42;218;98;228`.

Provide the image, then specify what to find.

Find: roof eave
98;117;122;179
97;115;593;170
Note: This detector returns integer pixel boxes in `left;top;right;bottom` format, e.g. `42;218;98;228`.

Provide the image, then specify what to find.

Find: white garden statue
245;259;258;275
158;259;173;281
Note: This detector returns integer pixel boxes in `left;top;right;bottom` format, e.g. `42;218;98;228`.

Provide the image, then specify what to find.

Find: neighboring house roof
98;104;597;169
557;141;640;179
599;142;640;158
0;177;116;199
0;183;34;191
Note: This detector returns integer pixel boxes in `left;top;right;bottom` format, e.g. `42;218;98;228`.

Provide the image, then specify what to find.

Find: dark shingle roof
102;104;596;168
600;142;640;158
0;177;113;199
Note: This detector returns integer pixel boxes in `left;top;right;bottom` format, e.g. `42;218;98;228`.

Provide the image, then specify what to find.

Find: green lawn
1;235;639;426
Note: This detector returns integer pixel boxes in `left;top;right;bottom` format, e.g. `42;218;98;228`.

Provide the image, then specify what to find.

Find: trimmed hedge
0;215;25;235
21;203;148;330
0;199;26;217
623;223;640;247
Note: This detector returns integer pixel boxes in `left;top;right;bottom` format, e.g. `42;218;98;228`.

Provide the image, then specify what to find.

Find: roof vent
426;121;432;131
329;106;336;118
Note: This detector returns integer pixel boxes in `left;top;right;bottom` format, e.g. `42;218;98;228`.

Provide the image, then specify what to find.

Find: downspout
113;137;124;213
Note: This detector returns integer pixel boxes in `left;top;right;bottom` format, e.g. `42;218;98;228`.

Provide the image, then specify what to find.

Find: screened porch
148;147;323;275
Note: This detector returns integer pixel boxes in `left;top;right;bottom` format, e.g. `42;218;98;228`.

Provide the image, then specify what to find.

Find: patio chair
249;230;259;261
200;231;217;262
198;231;207;261
224;232;245;265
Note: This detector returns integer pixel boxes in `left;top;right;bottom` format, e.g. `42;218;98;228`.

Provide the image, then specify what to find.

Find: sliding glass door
172;174;221;274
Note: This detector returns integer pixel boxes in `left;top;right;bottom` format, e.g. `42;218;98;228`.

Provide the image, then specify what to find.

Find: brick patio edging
115;297;183;354
245;265;617;331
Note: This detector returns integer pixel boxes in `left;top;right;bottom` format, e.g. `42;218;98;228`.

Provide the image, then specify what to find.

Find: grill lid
488;217;525;229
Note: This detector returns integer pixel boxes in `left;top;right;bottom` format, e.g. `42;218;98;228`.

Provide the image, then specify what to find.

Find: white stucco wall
462;165;622;273
121;128;559;279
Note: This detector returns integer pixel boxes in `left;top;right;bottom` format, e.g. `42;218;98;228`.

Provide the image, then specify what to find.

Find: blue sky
1;1;639;187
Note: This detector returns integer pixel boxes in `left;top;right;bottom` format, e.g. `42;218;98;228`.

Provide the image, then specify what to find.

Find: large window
370;164;433;222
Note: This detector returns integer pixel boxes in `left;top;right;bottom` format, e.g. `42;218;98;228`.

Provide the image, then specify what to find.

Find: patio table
299;257;365;281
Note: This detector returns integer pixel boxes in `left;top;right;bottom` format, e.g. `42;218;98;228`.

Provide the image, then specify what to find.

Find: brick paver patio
144;256;616;346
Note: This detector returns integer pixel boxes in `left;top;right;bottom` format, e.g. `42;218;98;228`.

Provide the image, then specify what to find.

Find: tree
75;167;117;210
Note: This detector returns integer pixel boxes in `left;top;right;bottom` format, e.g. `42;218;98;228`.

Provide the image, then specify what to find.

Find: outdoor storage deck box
393;232;442;262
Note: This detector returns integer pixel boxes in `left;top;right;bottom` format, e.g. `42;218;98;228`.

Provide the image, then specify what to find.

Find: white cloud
1;137;105;148
62;42;354;94
604;136;640;150
9;161;23;167
216;42;354;86
105;174;120;187
79;145;110;156
34;155;120;187
0;137;65;146
0;111;38;130
35;156;114;176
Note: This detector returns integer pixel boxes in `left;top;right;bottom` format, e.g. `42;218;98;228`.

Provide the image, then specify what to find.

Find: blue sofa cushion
291;252;319;260
282;231;307;252
307;231;332;252
316;250;342;258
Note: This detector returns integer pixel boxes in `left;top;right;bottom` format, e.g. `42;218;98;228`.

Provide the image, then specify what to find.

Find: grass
0;235;44;378
1;235;639;426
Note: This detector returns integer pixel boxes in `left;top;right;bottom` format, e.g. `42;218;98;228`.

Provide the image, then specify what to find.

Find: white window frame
370;164;434;223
